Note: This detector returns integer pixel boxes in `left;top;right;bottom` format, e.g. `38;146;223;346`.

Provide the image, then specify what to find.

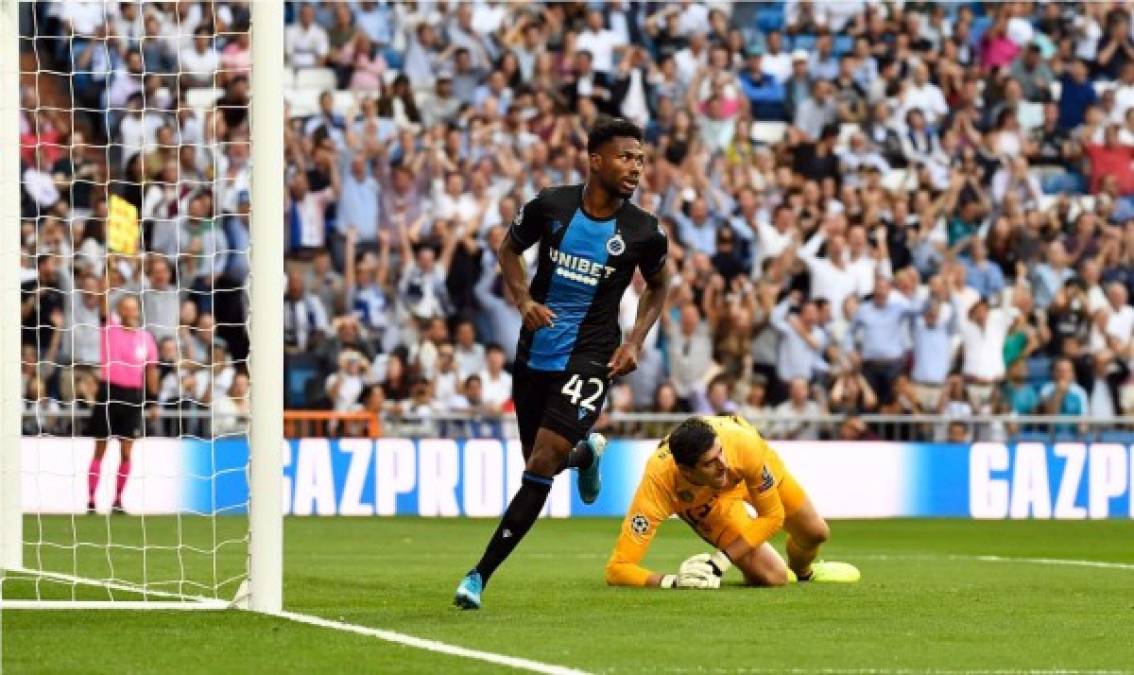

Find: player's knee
737;549;789;587
791;518;830;548
525;445;563;476
809;521;831;546
765;567;790;587
745;565;789;587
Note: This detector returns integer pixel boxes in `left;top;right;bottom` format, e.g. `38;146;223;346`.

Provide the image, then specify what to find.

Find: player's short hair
587;116;643;154
668;417;718;468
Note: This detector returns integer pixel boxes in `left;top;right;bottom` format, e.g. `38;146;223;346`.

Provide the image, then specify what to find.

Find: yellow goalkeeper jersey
604;415;792;587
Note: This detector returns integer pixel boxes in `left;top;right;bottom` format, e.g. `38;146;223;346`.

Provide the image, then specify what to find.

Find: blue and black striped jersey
508;184;666;374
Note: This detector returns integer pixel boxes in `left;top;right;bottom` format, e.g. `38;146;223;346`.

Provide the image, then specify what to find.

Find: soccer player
87;295;159;514
605;415;860;588
455;117;669;609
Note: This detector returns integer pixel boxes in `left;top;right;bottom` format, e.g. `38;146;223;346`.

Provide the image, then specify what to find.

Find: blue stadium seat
756;8;785;33
383;49;404;72
834;35;854;56
1013;431;1052;443
1039;171;1086;195
285;357;320;408
791;34;817;52
1027;356;1051;381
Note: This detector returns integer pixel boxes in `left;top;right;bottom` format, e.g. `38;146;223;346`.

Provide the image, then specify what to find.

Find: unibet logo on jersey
548;246;617;287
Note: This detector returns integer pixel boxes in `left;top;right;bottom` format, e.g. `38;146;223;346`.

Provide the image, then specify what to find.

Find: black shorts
512;364;610;449
89;382;145;440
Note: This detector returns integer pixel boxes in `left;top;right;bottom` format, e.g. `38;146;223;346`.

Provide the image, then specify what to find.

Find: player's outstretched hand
519;299;556;331
660;570;719;589
677;570;721;589
679;551;732;578
607;343;640;377
661;551;732;589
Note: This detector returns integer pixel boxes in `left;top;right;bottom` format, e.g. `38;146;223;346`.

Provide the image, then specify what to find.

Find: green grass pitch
3;517;1134;673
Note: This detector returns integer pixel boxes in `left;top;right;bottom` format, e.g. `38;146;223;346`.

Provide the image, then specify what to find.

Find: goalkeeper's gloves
659;551;732;589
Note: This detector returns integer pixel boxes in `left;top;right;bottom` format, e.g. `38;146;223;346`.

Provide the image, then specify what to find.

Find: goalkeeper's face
683;440;730;490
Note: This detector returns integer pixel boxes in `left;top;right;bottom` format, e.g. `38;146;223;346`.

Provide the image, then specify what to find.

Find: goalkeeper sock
114;460;131;503
474;472;552;585
87;457;102;504
787;537;818;580
556;439;594;473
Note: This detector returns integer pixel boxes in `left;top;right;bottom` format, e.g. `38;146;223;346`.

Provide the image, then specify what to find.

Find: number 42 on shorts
561;374;604;413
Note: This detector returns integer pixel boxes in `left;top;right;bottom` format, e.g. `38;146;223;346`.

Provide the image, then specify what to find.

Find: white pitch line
274;610;591;675
965;554;1134;571
654;669;1129;674
856;553;1134;571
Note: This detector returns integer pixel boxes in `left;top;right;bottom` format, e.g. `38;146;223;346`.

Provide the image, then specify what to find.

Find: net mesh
7;0;253;604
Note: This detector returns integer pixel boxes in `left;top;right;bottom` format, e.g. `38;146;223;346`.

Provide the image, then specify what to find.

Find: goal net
1;0;282;611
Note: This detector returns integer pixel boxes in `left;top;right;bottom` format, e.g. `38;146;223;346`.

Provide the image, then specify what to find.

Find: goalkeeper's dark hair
668;417;718;468
587;116;644;154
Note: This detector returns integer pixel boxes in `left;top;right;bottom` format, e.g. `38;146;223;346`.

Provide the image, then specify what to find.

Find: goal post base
230;578;251;610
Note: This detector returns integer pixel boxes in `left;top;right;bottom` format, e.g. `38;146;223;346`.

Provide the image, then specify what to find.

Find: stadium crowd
16;1;1134;442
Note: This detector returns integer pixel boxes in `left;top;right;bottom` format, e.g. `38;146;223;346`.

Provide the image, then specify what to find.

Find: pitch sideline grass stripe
275;610;591;675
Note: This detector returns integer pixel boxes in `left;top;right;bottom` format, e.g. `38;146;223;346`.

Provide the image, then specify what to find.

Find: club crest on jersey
606;233;626;256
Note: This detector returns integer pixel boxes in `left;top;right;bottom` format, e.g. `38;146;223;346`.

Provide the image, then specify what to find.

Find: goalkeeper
605;415;859;589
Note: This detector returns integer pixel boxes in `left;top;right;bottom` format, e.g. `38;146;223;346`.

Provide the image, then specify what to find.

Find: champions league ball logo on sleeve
606;233;626;256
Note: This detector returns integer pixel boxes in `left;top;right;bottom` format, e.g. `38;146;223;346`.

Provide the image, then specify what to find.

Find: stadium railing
317;412;1134;443
282;410;382;439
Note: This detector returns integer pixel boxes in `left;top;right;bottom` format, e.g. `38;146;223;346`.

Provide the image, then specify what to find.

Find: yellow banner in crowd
107;194;139;255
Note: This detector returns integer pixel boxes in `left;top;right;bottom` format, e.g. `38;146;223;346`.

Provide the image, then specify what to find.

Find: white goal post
0;0;283;613
246;0;284;615
1;0;23;579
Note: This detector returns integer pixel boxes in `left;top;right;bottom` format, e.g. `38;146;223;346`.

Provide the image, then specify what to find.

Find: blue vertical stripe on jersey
528;210;616;371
